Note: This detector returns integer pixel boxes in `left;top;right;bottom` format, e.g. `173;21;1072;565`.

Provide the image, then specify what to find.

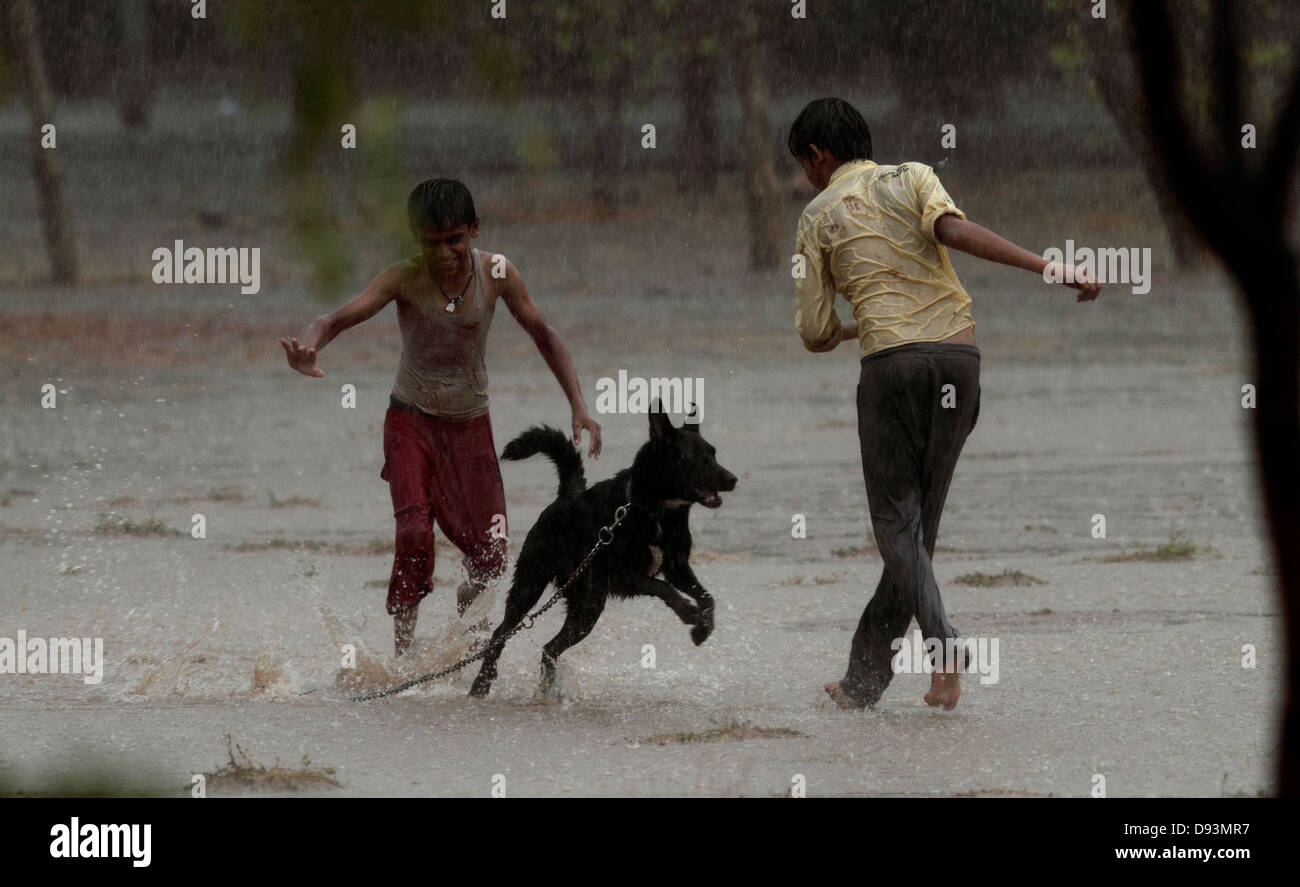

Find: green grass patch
831;544;874;558
170;485;246;504
954;569;1046;588
94;513;184;537
1099;531;1207;563
227;537;393;555
1023;523;1060;533
0;488;37;506
777;571;845;586
0;751;175;797
268;492;324;508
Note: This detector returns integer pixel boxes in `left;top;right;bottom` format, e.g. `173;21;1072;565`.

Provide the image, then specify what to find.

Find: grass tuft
227;538;393;555
268;492;324;508
1099;531;1206;563
94;513;183;537
169;485;246;504
777;571;845;586
954;569;1046;588
640;720;805;746
202;734;340;792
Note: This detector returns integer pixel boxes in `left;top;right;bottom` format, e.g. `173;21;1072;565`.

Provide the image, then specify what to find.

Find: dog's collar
625;478;691;515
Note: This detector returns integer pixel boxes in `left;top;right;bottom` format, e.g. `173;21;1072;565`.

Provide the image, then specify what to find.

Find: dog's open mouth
695;489;723;508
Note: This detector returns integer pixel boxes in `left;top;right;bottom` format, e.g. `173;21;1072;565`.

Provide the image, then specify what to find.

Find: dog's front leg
630;576;701;626
663;563;714;645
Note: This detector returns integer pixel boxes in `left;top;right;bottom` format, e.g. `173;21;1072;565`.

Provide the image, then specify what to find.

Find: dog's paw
468;678;491;698
532;677;565;704
690;605;715;645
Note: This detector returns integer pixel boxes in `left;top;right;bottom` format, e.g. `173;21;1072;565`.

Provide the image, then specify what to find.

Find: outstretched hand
280;336;324;377
573;409;602;459
1045;262;1102;302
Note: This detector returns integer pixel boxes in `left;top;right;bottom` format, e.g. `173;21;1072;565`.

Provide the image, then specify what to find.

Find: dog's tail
501;425;586;498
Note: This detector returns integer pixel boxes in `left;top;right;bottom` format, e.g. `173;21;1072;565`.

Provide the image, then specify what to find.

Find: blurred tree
870;0;1051;159
677;4;720;193
516;0;642;209
1129;0;1300;795
3;0;78;283
734;0;781;269
225;0;449;296
114;0;151;128
1051;0;1295;267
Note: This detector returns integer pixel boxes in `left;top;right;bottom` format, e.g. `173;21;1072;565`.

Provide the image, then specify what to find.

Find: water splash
314;585;497;697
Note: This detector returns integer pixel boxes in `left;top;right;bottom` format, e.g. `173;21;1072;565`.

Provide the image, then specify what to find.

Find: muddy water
0;311;1278;795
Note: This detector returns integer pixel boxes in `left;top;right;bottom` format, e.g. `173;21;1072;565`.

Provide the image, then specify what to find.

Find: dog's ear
649;399;674;440
682;402;701;433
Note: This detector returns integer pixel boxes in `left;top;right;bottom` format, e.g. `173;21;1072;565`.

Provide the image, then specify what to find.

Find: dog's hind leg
468;576;548;698
537;596;605;700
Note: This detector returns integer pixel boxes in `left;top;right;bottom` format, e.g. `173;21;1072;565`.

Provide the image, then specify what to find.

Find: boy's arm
280;265;403;377
934;215;1101;301
795;219;852;351
497;257;603;458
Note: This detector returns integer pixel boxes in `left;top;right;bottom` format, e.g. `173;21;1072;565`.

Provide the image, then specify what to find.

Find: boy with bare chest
281;178;601;655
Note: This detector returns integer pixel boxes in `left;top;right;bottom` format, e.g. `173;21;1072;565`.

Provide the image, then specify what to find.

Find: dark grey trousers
840;342;981;706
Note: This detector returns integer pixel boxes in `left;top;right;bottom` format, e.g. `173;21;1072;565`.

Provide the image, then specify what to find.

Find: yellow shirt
794;159;975;358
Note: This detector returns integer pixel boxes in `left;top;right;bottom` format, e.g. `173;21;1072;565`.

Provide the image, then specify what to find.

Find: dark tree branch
1131;2;1244;268
1210;0;1243;178
1261;62;1300;228
1129;0;1300;797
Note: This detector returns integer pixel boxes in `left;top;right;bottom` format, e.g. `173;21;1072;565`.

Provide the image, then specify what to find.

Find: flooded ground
0;102;1280;796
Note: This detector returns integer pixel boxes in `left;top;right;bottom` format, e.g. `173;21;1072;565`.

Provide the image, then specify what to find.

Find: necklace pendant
445;300;457;313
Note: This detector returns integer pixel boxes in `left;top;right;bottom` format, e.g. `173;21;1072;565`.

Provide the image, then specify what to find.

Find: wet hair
407;178;477;232
787;98;873;163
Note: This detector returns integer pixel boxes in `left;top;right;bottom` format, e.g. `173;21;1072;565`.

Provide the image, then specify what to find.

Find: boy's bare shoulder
477;249;508;272
476;250;515;299
390;255;422;283
377;256;422;299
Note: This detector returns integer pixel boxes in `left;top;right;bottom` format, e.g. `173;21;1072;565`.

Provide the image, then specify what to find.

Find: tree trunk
1241;254;1300;795
1083;6;1206;267
1129;0;1300;795
676;6;719;193
593;59;629;217
734;2;781;269
5;0;78;283
115;0;152;129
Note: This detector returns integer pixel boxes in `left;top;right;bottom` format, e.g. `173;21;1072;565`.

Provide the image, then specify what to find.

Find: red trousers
380;403;508;614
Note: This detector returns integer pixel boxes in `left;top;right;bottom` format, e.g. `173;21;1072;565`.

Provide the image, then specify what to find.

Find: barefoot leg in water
394;604;417;657
458;579;491;633
923;669;961;710
824;681;869;710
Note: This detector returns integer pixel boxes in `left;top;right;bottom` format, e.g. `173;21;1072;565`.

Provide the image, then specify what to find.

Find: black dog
468;407;737;699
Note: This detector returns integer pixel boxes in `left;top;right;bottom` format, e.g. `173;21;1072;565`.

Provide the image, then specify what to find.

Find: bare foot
457;580;485;616
824;681;868;710
923;671;961;710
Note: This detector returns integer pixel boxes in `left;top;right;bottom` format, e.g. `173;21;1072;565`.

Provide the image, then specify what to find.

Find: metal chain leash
350;501;632;702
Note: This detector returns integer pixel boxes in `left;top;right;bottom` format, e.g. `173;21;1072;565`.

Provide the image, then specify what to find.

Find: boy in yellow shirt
789;98;1099;710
